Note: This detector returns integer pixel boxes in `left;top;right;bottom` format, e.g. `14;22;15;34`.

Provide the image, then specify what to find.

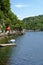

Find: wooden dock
0;43;16;47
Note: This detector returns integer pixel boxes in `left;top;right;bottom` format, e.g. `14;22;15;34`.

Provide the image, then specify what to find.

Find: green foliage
23;15;43;31
0;0;25;31
0;10;5;19
0;0;10;12
0;0;43;31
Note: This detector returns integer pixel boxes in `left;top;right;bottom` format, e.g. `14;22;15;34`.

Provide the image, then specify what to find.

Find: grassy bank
0;35;19;44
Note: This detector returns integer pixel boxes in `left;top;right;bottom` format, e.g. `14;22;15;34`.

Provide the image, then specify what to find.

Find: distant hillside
23;15;43;31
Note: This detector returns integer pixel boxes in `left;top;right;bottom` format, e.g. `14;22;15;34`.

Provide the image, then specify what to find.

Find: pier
0;43;16;47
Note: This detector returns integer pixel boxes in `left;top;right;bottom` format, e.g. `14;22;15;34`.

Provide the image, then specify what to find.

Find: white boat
0;39;16;47
8;39;15;43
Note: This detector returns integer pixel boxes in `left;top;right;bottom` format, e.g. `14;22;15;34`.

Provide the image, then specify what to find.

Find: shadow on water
0;47;12;65
0;35;18;65
0;47;10;65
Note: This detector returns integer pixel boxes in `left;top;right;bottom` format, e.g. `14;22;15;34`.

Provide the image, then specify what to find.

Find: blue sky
10;0;43;20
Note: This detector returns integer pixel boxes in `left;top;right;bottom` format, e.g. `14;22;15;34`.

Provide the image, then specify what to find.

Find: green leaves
0;0;10;12
23;15;43;31
0;10;5;19
0;0;25;31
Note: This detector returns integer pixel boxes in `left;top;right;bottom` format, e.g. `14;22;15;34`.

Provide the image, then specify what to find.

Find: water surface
7;32;43;65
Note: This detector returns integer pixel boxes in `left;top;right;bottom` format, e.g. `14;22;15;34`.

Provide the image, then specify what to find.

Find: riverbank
0;34;18;44
0;30;25;44
0;30;25;37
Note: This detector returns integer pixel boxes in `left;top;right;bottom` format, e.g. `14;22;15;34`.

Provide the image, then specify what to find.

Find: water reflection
0;47;12;65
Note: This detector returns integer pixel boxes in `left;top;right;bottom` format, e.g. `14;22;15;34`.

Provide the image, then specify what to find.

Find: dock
0;43;16;47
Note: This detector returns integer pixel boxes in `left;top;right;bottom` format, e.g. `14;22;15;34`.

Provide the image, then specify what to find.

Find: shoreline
0;30;25;44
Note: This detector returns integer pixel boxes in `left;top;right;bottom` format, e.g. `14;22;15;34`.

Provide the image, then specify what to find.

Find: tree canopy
23;15;43;31
0;0;25;31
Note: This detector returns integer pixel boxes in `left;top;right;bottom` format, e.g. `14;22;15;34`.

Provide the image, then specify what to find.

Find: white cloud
15;4;28;8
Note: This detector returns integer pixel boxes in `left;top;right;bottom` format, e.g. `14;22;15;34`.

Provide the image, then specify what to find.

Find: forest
0;0;43;32
23;15;43;31
0;0;25;32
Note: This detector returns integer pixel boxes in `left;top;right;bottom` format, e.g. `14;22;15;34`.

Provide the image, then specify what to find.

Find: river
0;32;43;65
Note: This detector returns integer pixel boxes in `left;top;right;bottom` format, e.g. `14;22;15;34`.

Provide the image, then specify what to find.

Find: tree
0;0;10;12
